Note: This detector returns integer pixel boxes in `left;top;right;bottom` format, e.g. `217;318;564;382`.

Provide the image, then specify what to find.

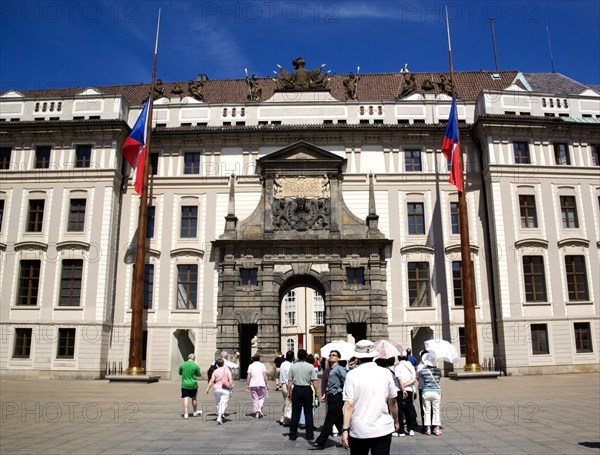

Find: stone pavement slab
1;373;599;454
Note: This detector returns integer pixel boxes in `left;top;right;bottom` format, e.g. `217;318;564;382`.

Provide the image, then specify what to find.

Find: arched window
286;338;295;353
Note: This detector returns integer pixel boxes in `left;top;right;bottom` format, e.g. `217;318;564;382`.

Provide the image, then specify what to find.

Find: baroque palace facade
1;61;599;379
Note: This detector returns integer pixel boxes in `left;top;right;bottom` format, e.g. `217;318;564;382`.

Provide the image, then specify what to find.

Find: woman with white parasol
417;352;443;436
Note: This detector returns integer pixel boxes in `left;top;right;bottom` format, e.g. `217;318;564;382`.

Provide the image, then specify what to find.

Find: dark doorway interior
347;322;367;343
239;323;258;379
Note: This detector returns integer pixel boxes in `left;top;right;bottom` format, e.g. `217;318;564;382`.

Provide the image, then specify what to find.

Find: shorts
181;388;198;398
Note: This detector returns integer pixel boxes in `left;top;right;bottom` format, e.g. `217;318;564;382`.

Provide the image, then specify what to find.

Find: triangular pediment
257;141;346;175
1;90;24;98
260;141;344;162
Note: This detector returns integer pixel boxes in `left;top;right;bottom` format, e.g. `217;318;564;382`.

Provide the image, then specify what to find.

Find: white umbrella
424;339;460;364
373;339;403;360
320;340;356;360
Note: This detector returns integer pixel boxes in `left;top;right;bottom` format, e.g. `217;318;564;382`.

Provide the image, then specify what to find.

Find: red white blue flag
121;99;150;194
441;97;464;192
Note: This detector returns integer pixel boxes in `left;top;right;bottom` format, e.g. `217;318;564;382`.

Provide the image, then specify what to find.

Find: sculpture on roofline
343;72;361;100
273;57;330;90
245;73;262;101
437;74;453;95
188;80;205;101
153;79;165;99
398;73;417;98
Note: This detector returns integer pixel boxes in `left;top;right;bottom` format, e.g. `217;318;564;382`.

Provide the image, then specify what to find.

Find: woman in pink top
206;358;233;424
246;353;269;418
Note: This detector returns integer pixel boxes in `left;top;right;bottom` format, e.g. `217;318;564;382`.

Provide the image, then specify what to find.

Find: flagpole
445;6;481;372
127;9;161;375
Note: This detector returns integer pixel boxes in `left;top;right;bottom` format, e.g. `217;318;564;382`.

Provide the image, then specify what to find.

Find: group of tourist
178;342;443;454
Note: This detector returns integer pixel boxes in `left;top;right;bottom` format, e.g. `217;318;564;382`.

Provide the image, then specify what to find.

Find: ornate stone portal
212;141;392;376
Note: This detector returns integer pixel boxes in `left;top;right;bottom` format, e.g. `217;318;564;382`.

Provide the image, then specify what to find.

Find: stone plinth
106;374;161;383
448;371;501;380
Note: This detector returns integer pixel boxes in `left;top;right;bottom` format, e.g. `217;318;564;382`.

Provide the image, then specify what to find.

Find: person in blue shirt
311;350;347;449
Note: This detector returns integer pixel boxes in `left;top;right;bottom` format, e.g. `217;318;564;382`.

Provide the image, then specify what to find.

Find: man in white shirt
394;350;418;437
341;340;399;454
220;351;239;370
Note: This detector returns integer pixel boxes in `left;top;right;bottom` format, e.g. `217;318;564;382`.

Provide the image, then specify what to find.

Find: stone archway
212;141;393;365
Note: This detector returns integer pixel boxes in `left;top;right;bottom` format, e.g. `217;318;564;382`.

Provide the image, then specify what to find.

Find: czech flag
122;99;150;194
441;97;464;192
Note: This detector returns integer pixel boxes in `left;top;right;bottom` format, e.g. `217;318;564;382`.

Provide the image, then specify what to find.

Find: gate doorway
280;285;325;357
347;323;367;344
239;324;258;379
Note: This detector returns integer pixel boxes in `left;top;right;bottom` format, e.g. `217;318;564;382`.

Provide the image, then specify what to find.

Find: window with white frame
284;290;296;326
313;293;324;325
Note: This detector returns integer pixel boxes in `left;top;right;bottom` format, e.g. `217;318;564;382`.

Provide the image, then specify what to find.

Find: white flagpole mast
127;9;161;375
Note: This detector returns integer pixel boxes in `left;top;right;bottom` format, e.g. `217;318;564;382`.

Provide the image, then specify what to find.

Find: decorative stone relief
272;197;331;231
273;175;330;199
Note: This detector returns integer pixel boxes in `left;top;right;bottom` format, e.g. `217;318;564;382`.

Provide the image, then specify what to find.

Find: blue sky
1;0;599;92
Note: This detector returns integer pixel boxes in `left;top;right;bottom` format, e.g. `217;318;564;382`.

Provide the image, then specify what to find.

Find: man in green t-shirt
179;353;202;419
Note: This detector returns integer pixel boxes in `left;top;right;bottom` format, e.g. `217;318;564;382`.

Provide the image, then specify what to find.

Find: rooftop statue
343;72;361;100
274;57;330;90
153;79;165;99
245;74;262;101
188;80;205;101
398;73;417;98
437;74;453;95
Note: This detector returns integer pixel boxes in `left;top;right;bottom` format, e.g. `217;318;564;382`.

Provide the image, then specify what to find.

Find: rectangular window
565;255;589;301
150;153;158;175
146;205;155;238
75;145;92;168
313;294;324;325
519;195;538;228
531;324;549;355
284;291;296;326
407;202;425;235
180;206;198;238
553;143;571;165
144;264;154;309
458;327;466;356
452;261;463;306
560;196;579;228
591;145;599;166
59;260;83;306
404;149;422;171
314;310;325;325
0;146;11;169
35;146;51;169
408;262;430;307
67;199;86;232
523;256;547;302
0;199;4;232
13;328;32;358
240;268;258;286
574;322;593;353
513;142;530;164
27;200;45;232
184;152;201;174
346;267;365;286
18;260;40;306
176;264;197;309
57;328;76;359
592;144;600;169
450;202;459;234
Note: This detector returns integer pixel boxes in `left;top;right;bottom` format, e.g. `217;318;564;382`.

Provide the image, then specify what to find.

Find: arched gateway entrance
212;142;393;375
